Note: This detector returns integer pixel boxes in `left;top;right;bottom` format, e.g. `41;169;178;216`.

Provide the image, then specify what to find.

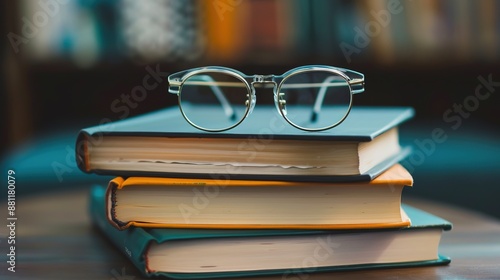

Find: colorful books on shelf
90;185;451;279
78;105;452;278
76;106;414;181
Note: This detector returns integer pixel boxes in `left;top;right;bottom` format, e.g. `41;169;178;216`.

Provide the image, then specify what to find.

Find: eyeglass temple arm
310;76;365;122
172;75;237;121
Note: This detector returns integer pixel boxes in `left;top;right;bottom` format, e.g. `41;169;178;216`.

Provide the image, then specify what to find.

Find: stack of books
77;105;451;279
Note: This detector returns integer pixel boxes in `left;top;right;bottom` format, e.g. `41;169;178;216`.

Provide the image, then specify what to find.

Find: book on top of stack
78;105;452;279
76;106;414;181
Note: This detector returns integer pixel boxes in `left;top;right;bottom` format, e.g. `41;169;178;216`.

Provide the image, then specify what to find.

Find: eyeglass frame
168;65;365;132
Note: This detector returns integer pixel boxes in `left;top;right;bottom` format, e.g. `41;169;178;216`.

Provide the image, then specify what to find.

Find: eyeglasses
168;65;365;132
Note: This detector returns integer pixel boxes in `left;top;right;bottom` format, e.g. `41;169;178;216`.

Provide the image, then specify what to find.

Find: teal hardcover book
77;106;414;182
89;185;451;279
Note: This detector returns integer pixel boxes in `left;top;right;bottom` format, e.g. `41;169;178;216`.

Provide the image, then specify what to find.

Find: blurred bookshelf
3;0;500;152
6;0;500;66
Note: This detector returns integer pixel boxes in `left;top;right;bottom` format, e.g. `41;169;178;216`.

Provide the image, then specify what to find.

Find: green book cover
76;106;414;182
89;185;451;279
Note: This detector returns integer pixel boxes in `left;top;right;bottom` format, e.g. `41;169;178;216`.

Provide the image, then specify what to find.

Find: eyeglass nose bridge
250;74;277;90
246;75;276;115
252;74;274;83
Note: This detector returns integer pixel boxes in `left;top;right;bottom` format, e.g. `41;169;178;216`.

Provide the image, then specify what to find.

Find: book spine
105;178;132;230
75;131;90;173
90;186;154;276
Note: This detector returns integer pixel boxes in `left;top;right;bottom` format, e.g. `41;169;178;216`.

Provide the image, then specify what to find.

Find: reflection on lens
179;72;249;131
278;70;352;130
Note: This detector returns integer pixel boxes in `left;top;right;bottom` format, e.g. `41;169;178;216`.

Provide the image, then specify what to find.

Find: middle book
106;164;412;230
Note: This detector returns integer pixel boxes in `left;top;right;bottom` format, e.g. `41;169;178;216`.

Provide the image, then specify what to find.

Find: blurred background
2;0;499;218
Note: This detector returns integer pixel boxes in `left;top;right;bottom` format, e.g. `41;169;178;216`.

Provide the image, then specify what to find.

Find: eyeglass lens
179;72;249;131
278;70;352;130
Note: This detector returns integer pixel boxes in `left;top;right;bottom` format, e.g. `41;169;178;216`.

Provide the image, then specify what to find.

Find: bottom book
89;185;451;279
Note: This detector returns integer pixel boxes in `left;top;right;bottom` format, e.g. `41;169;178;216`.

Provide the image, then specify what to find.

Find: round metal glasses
168;65;365;132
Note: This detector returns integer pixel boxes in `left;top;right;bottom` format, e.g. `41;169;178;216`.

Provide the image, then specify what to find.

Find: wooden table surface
1;187;500;280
